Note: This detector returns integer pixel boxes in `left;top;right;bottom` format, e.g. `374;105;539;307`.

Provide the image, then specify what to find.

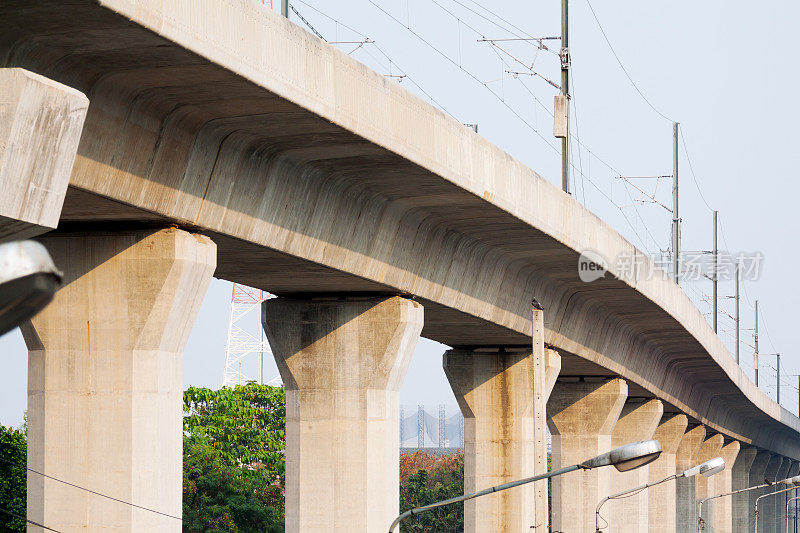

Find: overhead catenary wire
366;0;559;152
584;0;673;123
679;128;715;212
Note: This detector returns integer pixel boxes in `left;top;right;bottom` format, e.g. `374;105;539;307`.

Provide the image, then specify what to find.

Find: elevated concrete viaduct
2;1;798;531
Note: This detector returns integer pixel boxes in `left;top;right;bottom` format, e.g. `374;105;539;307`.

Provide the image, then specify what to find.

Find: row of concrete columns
21;227;800;532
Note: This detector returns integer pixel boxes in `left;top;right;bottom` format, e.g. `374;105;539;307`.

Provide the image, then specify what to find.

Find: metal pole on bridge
281;0;289;18
754;299;759;387
559;0;571;194
672;122;680;284
712;210;718;333
735;261;740;364
777;353;781;405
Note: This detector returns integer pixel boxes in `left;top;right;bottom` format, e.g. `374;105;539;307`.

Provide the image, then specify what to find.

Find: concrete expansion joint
265;292;409;302
48;221;190;236
556;375;613;383
454;345;532;353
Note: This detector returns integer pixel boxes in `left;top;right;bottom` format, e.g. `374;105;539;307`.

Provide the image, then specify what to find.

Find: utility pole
672;122;680;284
776;353;781;404
556;0;570;194
712;210;718;333
734;261;740;364
281;0;289;18
754;299;759;387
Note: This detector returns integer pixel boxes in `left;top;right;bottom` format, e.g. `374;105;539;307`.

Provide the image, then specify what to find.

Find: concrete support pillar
262;296;423;533
773;459;791;533
605;399;663;532
0;68;87;242
697;434;724;529
547;378;627;533
22;229;216;531
749;452;774;533
711;440;741;533
649;414;689;533
759;455;783;533
444;344;559;532
676;425;706;533
731;446;758;533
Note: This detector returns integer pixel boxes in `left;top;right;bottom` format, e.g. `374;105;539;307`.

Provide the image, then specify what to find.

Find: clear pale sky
2;0;798;428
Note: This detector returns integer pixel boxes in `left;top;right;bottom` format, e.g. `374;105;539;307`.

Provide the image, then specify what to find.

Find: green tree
183;384;286;532
183;384;285;472
0;425;26;532
183;438;283;533
399;451;464;532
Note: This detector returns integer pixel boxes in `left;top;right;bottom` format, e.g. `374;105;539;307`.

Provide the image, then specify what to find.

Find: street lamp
388;440;662;533
595;456;724;533
755;477;800;533
0;240;62;336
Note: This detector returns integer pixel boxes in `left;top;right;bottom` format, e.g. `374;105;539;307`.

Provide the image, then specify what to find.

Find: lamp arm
787;495;800;523
754;486;798;533
697;482;770;533
595;473;679;532
388;463;583;533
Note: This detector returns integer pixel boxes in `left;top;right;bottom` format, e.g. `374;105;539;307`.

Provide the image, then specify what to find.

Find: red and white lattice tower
222;283;276;387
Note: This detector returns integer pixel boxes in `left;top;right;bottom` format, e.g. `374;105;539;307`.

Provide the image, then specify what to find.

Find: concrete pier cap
547;377;627;533
0;68;88;242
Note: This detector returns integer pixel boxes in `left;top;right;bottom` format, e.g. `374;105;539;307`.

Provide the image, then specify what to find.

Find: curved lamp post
698;474;800;533
593;456;724;533
596;456;723;532
786;495;800;533
388;440;662;533
755;477;800;533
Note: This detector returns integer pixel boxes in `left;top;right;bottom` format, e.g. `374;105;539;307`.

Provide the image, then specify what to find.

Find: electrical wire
294;0;459;118
679;128;715;212
0;457;182;521
465;0;543;44
366;0;559;151
584;0;673;123
570;68;588;206
0;507;61;532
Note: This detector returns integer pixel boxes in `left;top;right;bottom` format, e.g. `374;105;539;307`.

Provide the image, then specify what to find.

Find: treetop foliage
183;384;285;472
